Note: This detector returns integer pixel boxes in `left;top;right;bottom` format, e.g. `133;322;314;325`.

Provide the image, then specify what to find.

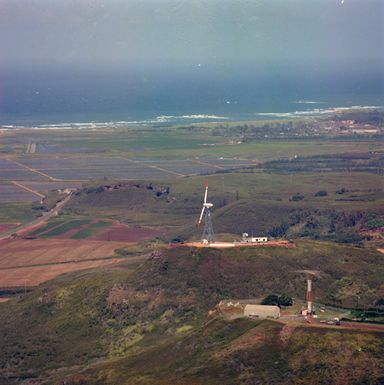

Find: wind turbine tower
306;277;313;324
197;182;214;244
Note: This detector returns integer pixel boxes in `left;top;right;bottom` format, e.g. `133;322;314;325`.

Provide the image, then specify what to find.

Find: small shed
244;304;280;319
241;233;268;243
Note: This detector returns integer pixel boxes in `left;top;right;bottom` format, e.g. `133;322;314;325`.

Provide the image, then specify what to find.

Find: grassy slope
0;241;383;384
61;171;384;242
61;319;384;385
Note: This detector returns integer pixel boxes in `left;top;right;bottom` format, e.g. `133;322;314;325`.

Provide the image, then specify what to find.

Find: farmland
0;117;383;214
0;113;383;385
0;115;383;273
0;238;141;287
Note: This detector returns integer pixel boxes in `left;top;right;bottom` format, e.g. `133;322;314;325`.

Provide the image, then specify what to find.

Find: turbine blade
198;206;205;225
204;183;208;204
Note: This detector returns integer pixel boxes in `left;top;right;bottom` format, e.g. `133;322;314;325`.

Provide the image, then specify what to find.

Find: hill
54;170;384;248
0;241;383;384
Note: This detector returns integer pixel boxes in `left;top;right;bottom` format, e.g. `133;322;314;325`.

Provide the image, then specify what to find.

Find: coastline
1;105;383;131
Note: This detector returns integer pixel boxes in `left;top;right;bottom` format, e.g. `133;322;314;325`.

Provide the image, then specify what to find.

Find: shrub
290;193;304;202
261;294;293;307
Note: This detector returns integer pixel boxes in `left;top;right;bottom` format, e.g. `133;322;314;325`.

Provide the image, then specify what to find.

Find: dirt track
180;240;295;248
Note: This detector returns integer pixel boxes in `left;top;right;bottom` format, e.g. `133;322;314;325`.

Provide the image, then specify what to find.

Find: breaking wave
0;114;230;130
256;105;383;118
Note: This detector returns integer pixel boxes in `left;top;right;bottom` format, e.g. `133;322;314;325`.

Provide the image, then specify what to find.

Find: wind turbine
197;182;214;244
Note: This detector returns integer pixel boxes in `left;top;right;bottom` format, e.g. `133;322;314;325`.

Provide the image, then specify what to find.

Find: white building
243;304;280;319
242;233;268;243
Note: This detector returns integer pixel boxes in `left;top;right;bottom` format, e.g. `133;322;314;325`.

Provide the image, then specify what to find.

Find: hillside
0;241;383;384
56;171;384;247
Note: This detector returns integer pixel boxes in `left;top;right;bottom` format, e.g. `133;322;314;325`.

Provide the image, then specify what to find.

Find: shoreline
1;105;383;131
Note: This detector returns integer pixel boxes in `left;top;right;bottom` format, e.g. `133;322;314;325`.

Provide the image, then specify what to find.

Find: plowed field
0;238;136;287
0;258;124;287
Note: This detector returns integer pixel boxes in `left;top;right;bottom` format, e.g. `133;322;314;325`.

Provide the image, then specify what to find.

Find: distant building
241;233;268;243
243;304;280;319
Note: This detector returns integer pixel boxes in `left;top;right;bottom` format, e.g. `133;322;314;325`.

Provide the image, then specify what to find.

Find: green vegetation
262;152;384;174
40;219;92;237
0;203;35;224
71;221;111;239
365;218;384;230
58;170;384;248
0;113;384;384
0;242;383;384
28;219;68;236
262;294;293;307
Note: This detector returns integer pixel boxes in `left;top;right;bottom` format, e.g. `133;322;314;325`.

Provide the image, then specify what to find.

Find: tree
290;193;304;202
261;294;293;307
278;294;293;307
261;294;279;306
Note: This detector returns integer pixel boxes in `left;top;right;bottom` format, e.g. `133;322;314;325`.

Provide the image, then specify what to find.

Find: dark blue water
1;66;383;126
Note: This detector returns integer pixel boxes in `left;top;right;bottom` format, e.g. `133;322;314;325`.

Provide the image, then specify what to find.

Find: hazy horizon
1;0;383;123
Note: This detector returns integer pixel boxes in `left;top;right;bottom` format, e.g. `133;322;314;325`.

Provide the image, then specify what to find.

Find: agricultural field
0;238;131;268
0;117;383;385
0;121;383;276
0;238;139;287
25;217;162;241
0;257;125;287
0;183;39;202
20;180;83;193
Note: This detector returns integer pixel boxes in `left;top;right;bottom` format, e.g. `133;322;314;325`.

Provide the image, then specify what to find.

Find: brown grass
0;238;137;287
0;258;124;287
0;238;132;268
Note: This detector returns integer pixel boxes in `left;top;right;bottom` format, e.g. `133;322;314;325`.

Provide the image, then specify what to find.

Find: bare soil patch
0;298;10;303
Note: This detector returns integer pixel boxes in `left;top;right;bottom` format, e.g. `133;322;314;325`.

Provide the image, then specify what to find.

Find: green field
37;219;92;237
0;203;35;224
71;220;112;239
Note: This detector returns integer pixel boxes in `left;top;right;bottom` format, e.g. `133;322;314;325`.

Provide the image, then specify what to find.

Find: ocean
1;67;383;127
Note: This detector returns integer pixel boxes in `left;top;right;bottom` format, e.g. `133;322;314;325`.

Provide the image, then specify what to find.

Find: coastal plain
0;110;384;385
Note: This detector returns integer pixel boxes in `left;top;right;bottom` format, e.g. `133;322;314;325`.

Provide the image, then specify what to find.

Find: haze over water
0;0;383;125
